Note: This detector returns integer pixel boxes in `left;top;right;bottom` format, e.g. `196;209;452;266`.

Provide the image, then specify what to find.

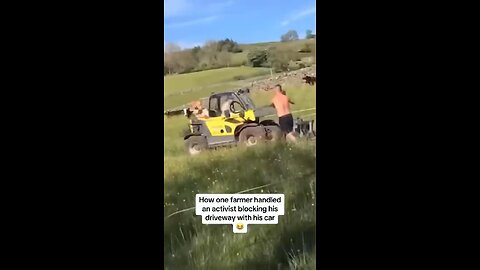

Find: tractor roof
210;88;250;96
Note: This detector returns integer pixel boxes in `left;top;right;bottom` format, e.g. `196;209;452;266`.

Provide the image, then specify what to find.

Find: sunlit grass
164;143;316;270
164;66;270;95
164;66;317;269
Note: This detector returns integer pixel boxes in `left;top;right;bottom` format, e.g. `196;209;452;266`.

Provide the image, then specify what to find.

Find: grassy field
164;42;316;269
164;143;316;270
230;39;316;68
164;66;271;109
164;67;271;94
239;39;316;54
164;38;316;109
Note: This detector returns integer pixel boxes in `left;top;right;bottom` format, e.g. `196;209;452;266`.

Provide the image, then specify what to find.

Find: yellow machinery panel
203;115;245;136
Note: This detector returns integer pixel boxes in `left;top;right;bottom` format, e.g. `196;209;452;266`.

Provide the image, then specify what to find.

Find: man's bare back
272;93;291;117
270;84;297;142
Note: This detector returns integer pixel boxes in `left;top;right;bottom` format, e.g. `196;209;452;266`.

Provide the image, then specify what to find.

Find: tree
165;42;181;53
281;30;299;42
200;40;237;68
216;38;242;53
164;42;182;74
165;55;180;74
306;29;314;39
202;40;220;67
191;46;202;63
217;51;231;67
176;50;198;73
268;48;297;72
247;50;268;67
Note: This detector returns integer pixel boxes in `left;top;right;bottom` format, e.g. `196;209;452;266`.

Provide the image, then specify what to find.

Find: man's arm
269;98;275;108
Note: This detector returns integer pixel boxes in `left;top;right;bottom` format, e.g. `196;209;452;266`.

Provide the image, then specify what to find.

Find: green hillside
165;38;316;76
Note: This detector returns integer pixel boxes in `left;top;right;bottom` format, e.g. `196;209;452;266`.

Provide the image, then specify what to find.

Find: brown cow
302;74;316;85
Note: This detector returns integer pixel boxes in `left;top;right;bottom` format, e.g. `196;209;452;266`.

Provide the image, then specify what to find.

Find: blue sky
164;0;316;50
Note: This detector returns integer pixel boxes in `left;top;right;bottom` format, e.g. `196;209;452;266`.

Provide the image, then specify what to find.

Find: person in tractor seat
190;100;209;118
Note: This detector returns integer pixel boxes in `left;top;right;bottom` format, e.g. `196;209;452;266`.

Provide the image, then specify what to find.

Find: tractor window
209;93;243;116
219;94;240;108
208;96;220;117
209;97;219;112
231;101;244;113
220;94;241;112
238;94;256;110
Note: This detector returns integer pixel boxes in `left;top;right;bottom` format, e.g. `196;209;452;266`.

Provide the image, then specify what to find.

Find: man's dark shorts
279;114;294;134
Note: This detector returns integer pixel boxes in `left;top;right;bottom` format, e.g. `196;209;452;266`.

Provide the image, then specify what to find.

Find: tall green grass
164;68;317;269
164;143;316;269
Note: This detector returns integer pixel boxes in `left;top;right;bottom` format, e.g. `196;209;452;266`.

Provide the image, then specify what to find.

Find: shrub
247;50;268;67
281;30;299;42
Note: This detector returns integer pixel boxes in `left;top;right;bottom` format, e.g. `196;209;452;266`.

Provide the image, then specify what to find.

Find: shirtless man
190;100;209;118
281;89;295;104
271;84;297;142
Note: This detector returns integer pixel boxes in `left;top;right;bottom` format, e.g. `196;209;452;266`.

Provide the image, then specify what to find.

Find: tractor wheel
185;136;208;155
265;125;284;142
239;127;266;147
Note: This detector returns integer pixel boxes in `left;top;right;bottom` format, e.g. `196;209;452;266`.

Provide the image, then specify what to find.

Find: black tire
239;127;266;147
185;136;208;155
265;125;284;142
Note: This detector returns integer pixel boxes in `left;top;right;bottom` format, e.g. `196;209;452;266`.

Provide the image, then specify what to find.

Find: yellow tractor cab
184;88;283;155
